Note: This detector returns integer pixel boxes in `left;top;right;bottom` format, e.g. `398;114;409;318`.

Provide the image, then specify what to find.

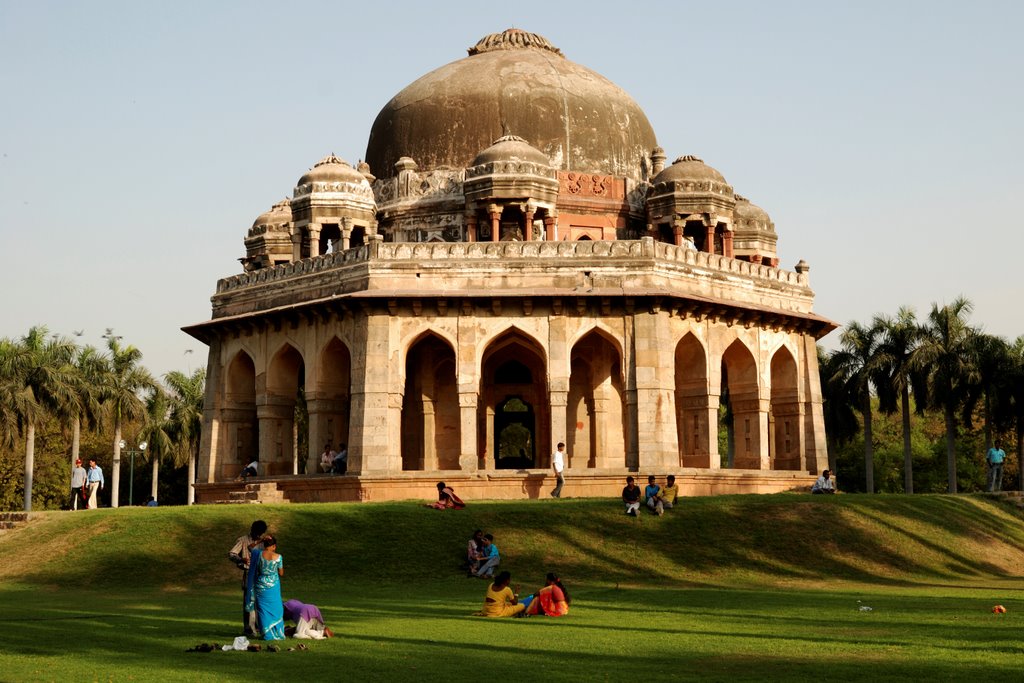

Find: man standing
229;520;268;637
550;442;566;498
86;459;104;509
987;441;1007;492
70;459;87;510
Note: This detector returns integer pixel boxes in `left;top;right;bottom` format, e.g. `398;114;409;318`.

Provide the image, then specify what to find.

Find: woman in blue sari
245;536;285;640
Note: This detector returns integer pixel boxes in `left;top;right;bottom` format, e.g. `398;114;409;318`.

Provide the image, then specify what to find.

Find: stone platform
195;469;815;505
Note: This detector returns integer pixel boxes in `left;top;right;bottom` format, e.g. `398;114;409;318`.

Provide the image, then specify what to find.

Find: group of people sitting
465;529;501;578
318;443;348;475
622;474;679;516
480;571;570;618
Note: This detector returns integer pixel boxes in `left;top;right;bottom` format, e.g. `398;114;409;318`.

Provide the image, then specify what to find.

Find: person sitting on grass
479;570;525;618
622;476;641;516
283;599;333;640
644;475;664;516
427;481;466;510
660;475;679;511
465;529;484;573
522;572;571;617
811;469;836;495
473;534;500;578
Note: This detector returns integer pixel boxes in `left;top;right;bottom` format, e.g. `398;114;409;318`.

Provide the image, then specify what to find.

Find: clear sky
2;1;1021;378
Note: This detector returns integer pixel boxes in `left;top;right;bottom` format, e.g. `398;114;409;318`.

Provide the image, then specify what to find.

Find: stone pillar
723;229;734;258
673;217;684;247
799;333;828;473
421;398;436;471
591;395;608;469
548;391;568;469
523;203;535;242
544;215;556;241
651;146;667;176
198;340;222;483
466;214;478;243
547;314;570;468
484;405;495;470
731;395;769;469
488;205;501;243
632;309;679;470
256;396;295;476
704;222;715;255
458;392;478;471
679;393;719;469
308;223;322;256
291;229;303;262
347;312;401;475
341;217;352;251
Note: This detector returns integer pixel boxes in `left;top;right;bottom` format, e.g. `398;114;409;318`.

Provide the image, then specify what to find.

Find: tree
165;368;205;505
963;333;1010;453
817;346;859;475
1004;337;1024;491
913;298;978;494
875;307;925;494
102;335;154;508
137;387;173;504
832;320;885;493
1;327;79;511
69;345;108;466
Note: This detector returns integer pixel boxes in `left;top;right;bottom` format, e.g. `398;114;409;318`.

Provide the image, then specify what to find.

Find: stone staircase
0;511;30;530
218;482;287;505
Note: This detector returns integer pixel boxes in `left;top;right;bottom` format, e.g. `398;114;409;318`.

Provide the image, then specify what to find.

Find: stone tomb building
185;29;835;503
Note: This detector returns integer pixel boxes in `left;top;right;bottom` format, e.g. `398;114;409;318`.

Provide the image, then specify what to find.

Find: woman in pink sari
523;573;570;617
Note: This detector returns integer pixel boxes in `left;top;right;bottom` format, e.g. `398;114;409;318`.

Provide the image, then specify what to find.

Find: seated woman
426;481;466;510
245;536;285;641
479;571;525;618
283;599;333;640
523;573;570;617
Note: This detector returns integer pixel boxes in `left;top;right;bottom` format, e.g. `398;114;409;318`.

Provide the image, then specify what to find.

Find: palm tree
832;320;885;493
69;345;108;466
165;368;205;505
963;333;1009;453
875;307;925;494
913;298;978;494
1003;336;1024;490
2;327;79;511
137;387;174;504
0;339;37;451
102;335;154;508
817;346;859;475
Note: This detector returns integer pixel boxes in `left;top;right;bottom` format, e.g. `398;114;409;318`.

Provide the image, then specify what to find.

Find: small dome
734;194;776;234
470;135;551;167
249;198;292;236
651;155;728;185
297;154;367;186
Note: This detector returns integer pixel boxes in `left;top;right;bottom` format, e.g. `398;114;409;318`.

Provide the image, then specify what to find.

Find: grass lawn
3;495;1024;681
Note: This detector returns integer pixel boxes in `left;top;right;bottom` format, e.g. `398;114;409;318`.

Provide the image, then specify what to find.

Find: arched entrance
721;340;763;469
263;343;305;476
770;346;802;470
675;333;711;468
224;350;257;480
401;333;459;471
495;396;535;469
568;330;626;468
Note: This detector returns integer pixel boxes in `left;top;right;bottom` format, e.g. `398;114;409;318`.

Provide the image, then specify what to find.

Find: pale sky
2;1;1021;378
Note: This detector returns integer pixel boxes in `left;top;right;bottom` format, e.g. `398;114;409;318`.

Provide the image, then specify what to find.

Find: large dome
365;29;658;182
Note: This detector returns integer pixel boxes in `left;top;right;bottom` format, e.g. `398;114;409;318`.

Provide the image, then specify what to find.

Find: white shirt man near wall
551;442;566;498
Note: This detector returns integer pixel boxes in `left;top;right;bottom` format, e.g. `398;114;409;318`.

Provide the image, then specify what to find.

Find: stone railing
217;236;806;293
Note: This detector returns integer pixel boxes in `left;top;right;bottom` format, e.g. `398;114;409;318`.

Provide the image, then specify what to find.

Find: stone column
341;217;352;251
731;395;769;469
308;224;322;256
458;392;478;471
704;222;715;255
347;312;401;475
466;214;478;243
291;229;303;262
673;217;685;247
544;215;556;241
799;333;829;473
484;405;495;470
548;391;568;469
488;205;501;243
679;393;719;469
523;203;535;242
591;395;608;469
256;396;294;476
632;308;680;470
421;398;436;471
723;229;734;258
197;340;222;483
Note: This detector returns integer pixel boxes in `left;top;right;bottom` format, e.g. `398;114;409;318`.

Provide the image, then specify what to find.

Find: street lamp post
118;440;147;506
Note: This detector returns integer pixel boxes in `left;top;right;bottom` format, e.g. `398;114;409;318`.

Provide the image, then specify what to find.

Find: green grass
4;494;1024;681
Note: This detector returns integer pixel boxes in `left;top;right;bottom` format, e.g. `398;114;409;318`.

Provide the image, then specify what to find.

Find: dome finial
468;29;564;57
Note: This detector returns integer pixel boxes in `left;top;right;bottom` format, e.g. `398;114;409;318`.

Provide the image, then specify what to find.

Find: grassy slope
4;494;1024;682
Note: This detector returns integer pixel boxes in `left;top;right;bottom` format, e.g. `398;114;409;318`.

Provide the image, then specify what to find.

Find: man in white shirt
811;469;836;494
551;442;566;498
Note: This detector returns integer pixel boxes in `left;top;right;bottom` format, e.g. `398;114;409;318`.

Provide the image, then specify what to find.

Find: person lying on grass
521;572;571;617
479;570;525;618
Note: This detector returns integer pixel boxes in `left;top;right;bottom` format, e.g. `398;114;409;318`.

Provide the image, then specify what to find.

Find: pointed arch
675;332;712;467
401;332;460;471
481;328;549;470
262;343;305;476
223;350;258;480
307;337;351;473
720;339;763;469
568;330;626;468
770;345;803;470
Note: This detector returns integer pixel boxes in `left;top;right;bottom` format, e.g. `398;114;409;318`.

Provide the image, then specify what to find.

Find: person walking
987;441;1007;492
70;458;87;510
85;459;104;509
550;442;566;498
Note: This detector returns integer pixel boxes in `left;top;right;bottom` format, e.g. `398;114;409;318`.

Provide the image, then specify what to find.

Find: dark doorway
495;396;535;469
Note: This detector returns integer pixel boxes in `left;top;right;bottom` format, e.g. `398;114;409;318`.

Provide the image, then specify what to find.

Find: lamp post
118;440;147;506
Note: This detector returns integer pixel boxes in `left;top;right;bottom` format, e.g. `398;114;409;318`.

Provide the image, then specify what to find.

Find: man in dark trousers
228;520;268;637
